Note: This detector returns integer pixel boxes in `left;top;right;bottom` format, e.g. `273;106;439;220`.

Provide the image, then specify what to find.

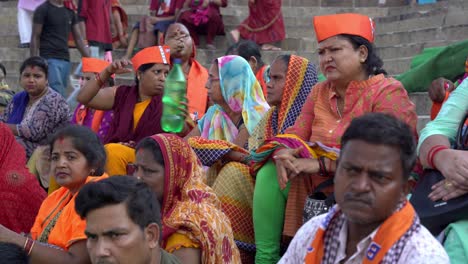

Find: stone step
1;4;464;38
228;0;409;7
417;115;430;134
408;92;431;116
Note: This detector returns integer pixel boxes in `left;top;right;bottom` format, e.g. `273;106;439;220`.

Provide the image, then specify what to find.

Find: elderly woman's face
266;58;288;106
134;148;165;204
20;66;48;97
317;36;368;84
165;24;193;60
206;63;223;105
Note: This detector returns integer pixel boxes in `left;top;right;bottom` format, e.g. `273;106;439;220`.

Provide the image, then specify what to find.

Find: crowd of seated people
1;0;468;262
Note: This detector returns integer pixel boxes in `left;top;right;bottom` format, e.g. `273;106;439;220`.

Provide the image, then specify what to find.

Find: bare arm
71;24;90;57
123;29;139;59
183;126;201;141
76;68;115;110
419;134;451;169
0;225;90;264
77;59;132;110
233;124;249;148
172;248;201;264
30;23;43;57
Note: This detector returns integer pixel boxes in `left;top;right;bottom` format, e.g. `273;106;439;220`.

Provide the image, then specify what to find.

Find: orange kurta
282;74;417;236
31;174;109;249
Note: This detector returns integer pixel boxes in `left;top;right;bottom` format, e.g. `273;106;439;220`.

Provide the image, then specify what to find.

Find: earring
90;169;96;175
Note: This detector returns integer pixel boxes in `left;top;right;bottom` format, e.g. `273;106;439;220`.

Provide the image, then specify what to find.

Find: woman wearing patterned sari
185;55;269;184
134;134;241;264
0;56;70;158
251;13;419;263
0;125;108;264
211;54;318;262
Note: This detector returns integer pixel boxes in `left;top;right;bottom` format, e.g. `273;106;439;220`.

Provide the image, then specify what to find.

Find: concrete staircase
1;0;467;132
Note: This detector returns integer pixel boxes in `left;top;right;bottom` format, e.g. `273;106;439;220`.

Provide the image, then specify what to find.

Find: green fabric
444;220;468;264
417;78;468;153
161;249;182;264
253;160;290;264
396;39;468;93
409;46;445;69
318;73;326;82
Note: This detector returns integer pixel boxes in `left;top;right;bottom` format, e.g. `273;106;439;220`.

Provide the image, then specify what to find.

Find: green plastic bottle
161;58;187;133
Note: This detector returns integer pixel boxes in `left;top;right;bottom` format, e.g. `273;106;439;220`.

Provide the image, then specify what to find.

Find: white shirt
279;213;450;264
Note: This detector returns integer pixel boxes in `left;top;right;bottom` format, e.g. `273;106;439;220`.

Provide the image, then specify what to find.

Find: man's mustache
343;192;373;206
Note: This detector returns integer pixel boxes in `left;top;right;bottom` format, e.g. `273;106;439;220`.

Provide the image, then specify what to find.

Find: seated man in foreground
280;113;449;263
75;176;181;264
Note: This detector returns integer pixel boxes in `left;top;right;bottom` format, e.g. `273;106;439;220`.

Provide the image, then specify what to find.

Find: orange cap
131;46;171;71
313;13;375;43
82;58;110;73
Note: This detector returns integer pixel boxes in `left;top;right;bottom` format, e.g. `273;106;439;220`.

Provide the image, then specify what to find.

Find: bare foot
261;44;282;51
228;29;240;44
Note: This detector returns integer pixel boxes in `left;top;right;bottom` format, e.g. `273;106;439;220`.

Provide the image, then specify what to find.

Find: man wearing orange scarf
279;113;449;264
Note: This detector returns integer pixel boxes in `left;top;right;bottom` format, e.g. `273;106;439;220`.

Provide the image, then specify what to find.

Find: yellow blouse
165;232;200;253
133;99;151;130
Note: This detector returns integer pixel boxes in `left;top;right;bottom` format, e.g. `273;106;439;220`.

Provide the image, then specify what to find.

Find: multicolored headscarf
198;55;269;142
249;55;318;150
150;134;241;263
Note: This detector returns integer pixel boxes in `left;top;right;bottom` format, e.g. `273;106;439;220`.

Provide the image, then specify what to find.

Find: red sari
237;0;285;45
0;123;46;233
178;0;227;45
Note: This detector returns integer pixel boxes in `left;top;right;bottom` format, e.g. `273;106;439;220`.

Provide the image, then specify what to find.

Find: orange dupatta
304;202;416;263
187;60;208;119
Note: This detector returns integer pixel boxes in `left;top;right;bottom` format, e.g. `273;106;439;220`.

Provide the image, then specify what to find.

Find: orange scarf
305;202;416;263
187;59;208;119
76;106;106;134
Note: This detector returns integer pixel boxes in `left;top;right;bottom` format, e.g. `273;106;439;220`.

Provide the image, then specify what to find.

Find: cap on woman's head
82;58;110;74
313;13;375;43
131;46;171;71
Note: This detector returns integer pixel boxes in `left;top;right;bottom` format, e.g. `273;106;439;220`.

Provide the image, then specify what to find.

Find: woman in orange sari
134;134;241;264
163;23;209;119
0;125;108;263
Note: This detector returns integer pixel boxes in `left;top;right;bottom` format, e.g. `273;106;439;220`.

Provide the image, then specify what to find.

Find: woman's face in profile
266;58;288;107
317;36;367;84
134;148;165;204
206;63;223;105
